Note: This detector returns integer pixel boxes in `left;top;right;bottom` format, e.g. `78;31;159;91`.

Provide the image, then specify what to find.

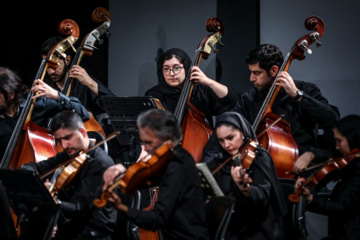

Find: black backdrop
0;0;109;88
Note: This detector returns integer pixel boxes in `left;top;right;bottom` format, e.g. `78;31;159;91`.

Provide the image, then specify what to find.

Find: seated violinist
20;111;116;240
102;108;209;240
295;114;360;240
205;111;287;240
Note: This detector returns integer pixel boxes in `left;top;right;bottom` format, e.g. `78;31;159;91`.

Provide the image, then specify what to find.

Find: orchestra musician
102;108;210;240
0;66;90;161
40;36;116;120
145;47;238;127
201;44;340;175
295;114;360;240
20;110;117;240
206;111;287;240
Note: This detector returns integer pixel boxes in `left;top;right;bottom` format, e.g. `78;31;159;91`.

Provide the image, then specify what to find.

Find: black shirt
44;76;116;118
125;145;209;240
203;80;340;164
207;147;287;240
20;145;117;240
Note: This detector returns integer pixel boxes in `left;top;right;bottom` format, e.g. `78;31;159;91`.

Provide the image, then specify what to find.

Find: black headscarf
145;48;192;112
156;48;192;86
215;111;256;146
336;114;360;151
215;111;288;216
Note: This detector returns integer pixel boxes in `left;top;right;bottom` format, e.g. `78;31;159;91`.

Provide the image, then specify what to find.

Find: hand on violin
293;151;315;173
69;65;98;94
31;79;60;100
106;190;128;213
231;165;253;196
102;164;127;191
295;177;313;203
275;72;299;99
136;145;151;163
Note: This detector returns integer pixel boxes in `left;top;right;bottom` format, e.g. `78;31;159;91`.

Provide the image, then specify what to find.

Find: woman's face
334;127;351;155
216;125;244;155
162;57;186;89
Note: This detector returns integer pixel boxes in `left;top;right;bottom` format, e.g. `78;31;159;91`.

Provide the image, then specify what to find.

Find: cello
0;19;80;170
174;17;224;163
288;149;360;203
62;7;112;137
251;16;325;178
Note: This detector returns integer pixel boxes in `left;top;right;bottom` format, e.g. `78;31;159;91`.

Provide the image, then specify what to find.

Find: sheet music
196;163;224;199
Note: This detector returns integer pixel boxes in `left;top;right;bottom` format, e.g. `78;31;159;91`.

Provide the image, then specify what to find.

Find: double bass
62;7;112;137
251;16;325;178
174;17;224;163
0;19;80;170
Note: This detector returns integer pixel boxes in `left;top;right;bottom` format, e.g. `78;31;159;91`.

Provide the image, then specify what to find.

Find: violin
45;131;119;194
62;7;111;138
0;19;79;170
174;17;224;163
288;148;360;203
211;139;259;175
251;16;325;178
93;144;174;208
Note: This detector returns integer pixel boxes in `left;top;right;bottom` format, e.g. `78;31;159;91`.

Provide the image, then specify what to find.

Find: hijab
215;111;288;216
336;114;360;151
215;111;256;146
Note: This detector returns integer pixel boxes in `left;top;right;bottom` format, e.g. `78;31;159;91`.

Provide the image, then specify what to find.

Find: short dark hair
245;44;284;74
137;109;182;145
50;110;84;132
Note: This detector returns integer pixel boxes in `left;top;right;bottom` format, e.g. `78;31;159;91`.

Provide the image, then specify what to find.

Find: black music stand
101;96;161;165
0;169;60;240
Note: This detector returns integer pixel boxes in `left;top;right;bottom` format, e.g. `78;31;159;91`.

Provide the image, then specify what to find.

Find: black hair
50;110;84;133
245;44;284;75
0;67;29;111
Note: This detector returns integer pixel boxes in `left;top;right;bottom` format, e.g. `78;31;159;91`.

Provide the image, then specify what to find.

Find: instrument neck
252;52;292;131
62;46;83;96
173;47;202;124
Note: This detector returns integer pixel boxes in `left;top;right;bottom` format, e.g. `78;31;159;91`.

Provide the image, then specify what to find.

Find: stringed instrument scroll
175;17;225;163
251;16;325;178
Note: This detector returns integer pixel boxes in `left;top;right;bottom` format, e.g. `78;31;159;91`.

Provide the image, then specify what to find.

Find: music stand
101;96;161;164
0;169;60;240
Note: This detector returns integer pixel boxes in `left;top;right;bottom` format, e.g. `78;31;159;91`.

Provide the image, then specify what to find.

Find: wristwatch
295;90;303;100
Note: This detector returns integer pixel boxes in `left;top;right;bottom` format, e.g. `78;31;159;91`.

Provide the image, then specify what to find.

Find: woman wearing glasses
145;48;238;126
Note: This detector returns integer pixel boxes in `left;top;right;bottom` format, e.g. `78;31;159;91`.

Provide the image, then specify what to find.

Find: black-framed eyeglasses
162;66;183;75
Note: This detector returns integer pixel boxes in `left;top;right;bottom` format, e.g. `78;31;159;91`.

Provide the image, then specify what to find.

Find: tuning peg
299;40;312;54
208;43;219;53
216;35;224;47
310;32;321;47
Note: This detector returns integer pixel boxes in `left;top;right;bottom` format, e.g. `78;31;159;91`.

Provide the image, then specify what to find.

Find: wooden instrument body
257;112;298;178
181;102;213;163
175;17;224;163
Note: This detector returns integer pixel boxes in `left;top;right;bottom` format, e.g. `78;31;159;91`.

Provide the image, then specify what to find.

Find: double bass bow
288;149;360;203
174;17;224;163
251;16;325;178
62;7;112;138
0;19;80;170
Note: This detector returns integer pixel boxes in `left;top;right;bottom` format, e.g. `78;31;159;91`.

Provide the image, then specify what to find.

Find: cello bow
174;17;224;163
251;16;325;178
62;7;112;138
0;19;79;169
